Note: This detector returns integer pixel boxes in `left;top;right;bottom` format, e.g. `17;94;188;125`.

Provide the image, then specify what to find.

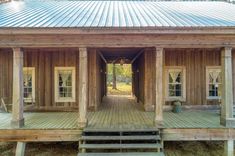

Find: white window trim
23;67;36;103
206;66;221;100
165;66;186;102
54;67;76;103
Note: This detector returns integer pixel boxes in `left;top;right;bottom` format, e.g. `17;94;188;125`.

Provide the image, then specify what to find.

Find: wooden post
15;142;26;156
78;47;88;128
224;140;234;156
221;47;234;127
11;48;24;128
155;47;164;127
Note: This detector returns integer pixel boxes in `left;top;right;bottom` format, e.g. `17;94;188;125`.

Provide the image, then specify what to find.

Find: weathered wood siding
165;48;221;105
232;49;235;103
1;48;235;111
0;48;13;104
144;48;156;111
132;53;145;105
88;50;106;110
23;48;80;108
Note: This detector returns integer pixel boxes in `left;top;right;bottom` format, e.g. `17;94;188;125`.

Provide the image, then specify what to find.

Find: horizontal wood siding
165;48;221;105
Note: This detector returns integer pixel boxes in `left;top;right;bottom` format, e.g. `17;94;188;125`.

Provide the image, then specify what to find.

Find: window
165;67;186;101
206;66;221;99
23;67;35;103
54;67;76;102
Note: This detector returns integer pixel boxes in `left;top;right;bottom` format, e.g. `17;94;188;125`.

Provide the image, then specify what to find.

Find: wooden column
144;49;154;111
15;142;26;156
11;48;24;128
224;140;234;156
155;47;164;127
78;47;88;128
221;47;234;127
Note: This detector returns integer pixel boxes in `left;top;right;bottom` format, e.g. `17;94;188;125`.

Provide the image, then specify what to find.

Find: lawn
107;83;132;95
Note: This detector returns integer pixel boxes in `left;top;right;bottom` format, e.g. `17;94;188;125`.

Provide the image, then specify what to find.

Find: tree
112;63;117;89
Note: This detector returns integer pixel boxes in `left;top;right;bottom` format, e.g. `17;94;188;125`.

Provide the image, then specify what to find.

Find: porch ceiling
99;48;143;63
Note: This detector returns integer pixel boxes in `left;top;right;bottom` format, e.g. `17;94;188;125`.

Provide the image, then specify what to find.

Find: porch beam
221;47;234;127
11;48;24;128
130;49;144;64
78;47;88;128
155;47;164;127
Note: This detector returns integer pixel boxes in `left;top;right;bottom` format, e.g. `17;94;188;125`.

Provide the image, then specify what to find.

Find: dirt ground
0;141;230;156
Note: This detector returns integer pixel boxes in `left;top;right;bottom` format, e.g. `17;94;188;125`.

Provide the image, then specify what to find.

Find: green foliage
107;63;132;84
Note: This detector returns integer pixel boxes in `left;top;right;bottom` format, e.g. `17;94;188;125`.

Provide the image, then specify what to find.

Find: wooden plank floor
0;95;224;130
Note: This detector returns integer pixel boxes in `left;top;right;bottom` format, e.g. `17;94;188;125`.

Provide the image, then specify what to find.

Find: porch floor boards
0;95;223;130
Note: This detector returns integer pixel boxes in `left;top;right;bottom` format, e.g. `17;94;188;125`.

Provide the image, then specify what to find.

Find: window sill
165;97;186;102
207;97;221;100
55;98;76;103
24;98;35;103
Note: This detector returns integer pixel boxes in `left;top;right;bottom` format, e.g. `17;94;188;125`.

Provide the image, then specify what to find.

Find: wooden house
0;1;235;155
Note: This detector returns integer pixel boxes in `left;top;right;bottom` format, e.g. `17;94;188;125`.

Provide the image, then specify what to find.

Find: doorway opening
107;63;132;96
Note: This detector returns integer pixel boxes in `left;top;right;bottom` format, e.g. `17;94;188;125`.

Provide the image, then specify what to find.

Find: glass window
23;68;35;102
165;67;186;101
207;67;221;99
168;71;182;97
55;67;75;102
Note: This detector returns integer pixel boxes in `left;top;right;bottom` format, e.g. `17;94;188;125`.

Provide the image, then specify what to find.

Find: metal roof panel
0;1;235;28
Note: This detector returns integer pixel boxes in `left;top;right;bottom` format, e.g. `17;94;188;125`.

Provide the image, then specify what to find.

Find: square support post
221;47;234;127
15;142;26;156
11;48;24;128
78;47;88;128
155;47;164;127
224;140;234;156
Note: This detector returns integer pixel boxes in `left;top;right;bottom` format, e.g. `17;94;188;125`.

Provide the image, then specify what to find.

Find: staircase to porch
78;129;165;156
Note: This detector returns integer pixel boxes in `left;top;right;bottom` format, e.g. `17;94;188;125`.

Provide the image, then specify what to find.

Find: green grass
107;83;132;95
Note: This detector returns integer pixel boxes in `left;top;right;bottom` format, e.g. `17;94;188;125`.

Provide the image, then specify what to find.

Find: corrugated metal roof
0;1;235;28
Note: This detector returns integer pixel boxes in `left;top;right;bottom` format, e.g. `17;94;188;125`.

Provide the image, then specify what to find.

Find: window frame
206;66;222;100
23;67;36;103
165;66;186;101
54;67;76;103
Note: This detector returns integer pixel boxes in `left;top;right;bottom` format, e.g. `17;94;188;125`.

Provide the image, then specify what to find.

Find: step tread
83;129;159;133
79;143;162;149
78;152;165;156
80;135;160;141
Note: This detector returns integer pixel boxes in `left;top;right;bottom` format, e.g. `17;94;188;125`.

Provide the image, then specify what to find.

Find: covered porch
0;95;224;130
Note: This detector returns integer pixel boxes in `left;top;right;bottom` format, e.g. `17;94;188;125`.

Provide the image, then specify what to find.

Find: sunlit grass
107;83;132;95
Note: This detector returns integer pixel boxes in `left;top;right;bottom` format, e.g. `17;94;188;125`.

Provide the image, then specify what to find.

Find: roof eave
0;27;235;35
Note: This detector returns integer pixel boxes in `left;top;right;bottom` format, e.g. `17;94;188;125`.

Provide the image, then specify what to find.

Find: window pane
169;74;173;83
23;71;33;99
176;73;181;83
175;90;181;96
175;84;181;90
58;69;73;98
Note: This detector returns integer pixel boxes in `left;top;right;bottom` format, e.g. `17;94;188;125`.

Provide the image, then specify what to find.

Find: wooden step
79;143;162;149
83;129;159;133
80;135;160;141
78;152;165;156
